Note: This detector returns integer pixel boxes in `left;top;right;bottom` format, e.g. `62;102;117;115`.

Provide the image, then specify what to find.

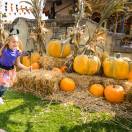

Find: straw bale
13;70;62;97
39;55;68;70
46;88;132;119
62;73;132;92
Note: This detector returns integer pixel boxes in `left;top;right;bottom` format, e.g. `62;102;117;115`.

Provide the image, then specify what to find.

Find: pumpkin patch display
104;85;125;103
47;39;71;58
60;77;76;92
89;84;104;97
103;54;129;79
73;55;101;75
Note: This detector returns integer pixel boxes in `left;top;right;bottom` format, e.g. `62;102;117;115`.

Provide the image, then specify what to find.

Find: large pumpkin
73;55;101;75
104;85;125;103
89;84;104;97
22;56;30;67
60;77;76;92
47;39;71;58
103;54;129;79
31;52;41;63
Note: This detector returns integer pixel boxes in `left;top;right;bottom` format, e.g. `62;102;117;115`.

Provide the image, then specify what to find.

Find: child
0;35;31;104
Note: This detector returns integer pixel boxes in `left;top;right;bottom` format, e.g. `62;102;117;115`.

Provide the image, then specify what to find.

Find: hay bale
39;55;68;70
124;82;132;102
13;70;62;97
63;73;132;89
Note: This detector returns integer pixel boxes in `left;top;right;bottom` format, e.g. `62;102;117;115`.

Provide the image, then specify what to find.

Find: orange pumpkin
31;52;41;63
89;84;104;97
22;56;30;67
60;77;76;92
104;85;125;103
73;55;101;75
31;62;40;69
128;72;132;81
60;65;67;73
103;54;130;79
47;39;71;58
128;61;132;81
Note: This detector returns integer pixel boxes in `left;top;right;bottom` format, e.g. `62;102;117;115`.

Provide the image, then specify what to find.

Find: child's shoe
0;97;4;104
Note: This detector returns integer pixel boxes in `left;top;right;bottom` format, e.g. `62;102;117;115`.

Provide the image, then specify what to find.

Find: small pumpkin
104;85;125;103
89;84;104;97
31;62;40;69
47;39;71;58
22;56;30;67
60;77;76;92
60;65;67;73
31;52;41;63
73;55;101;75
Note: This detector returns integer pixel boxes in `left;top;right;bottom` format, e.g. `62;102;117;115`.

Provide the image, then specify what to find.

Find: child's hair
0;35;23;56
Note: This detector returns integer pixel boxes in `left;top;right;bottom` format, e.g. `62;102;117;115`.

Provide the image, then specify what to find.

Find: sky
0;0;48;23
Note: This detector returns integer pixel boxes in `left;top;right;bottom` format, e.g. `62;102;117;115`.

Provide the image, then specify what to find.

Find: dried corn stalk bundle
39;55;68;70
13;70;62;97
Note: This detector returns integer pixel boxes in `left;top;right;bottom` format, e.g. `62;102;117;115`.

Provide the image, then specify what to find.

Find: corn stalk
65;0;128;72
84;0;128;52
20;0;47;55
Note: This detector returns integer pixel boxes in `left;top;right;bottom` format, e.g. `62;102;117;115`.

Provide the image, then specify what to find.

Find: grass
0;90;132;132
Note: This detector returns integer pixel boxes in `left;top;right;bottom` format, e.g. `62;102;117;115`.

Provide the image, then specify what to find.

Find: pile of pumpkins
22;52;41;69
21;39;132;81
46;39;132;81
60;77;125;103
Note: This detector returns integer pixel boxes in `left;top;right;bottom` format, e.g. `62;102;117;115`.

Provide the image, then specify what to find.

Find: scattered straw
13;71;132;119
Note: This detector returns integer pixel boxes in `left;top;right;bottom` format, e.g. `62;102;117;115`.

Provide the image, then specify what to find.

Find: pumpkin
60;65;67;73
89;84;104;97
73;55;101;75
31;62;40;69
22;56;30;67
103;54;129;79
31;52;41;63
104;85;125;103
47;39;71;58
128;61;132;81
60;77;76;92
